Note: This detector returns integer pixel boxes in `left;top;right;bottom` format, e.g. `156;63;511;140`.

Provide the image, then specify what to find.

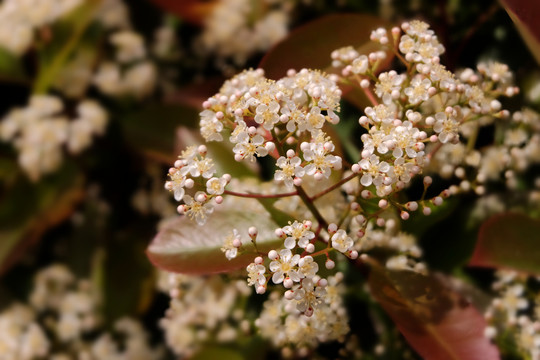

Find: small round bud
283;277;293;289
349;250;359;259
325;259;335;269
376;218;385;227
197;145;207;155
432;196;443;206
234;108;243;117
222;173;232;183
423;176;433;186
256;285;266;294
328;223;338;234
265;142;275;153
268;250;278;260
423;206;432;216
430;135;438;142
304;307;314;317
254;256;263;264
275;228;285;238
177;205;186;214
286;149;296;158
293;177;303;186
351;163;361;173
378;199;388;209
357;229;365;238
400;211;410;220
234;154;244;162
184;178;194;188
232;238;242;248
406;201;418;211
284;290;294;300
196;193;207;203
361;190;372;199
305;243;315;253
248;226;258;238
350;202;360;211
214;196;223;204
360;79;370;88
318;278;328;287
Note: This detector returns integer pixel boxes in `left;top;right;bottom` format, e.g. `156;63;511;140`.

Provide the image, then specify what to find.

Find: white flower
359;154;390;186
269;249;301;284
282;221;314;249
404;76;431;105
375;71;404;104
181;192;214;225
254;102;280;130
189;157;216;178
293;278;326;315
206;176;227;195
331;229;353;253
351;55;369;74
221;229;241;260
246;263;266;286
302;139;342;179
274;156;304;188
232;132;268;162
433;112;460;144
298;256;318;278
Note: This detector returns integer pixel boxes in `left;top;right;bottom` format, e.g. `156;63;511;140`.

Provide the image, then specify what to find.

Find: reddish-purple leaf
469;212;540;274
259;14;389;79
368;264;499;360
147;0;217;25
500;0;540;65
146;205;282;275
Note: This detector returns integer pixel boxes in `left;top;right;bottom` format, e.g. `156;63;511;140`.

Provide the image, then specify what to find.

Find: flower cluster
197;0;291;68
484;270;540;359
157;271;251;358
0;264;162;360
0;95;107;181
0;0;82;55
256;273;350;354
162;19;540;355
165;145;233;225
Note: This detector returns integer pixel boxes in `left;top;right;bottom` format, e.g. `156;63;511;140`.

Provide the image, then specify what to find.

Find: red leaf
469;212;540;274
260;14;389;79
368;264;499;360
148;0;217;25
500;0;540;65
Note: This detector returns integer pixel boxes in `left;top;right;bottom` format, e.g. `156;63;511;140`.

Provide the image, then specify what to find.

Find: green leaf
255;197;296;226
260;14;389;79
469;213;540;274
120;104;200;164
146;203;281;275
368;263;499;360
0;163;85;275
500;0;540;65
0;46;27;83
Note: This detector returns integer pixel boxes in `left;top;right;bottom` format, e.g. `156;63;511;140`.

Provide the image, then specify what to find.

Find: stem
295;185;328;229
224;190;297;199
311;172;359;201
33;2;99;94
354;75;379;106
